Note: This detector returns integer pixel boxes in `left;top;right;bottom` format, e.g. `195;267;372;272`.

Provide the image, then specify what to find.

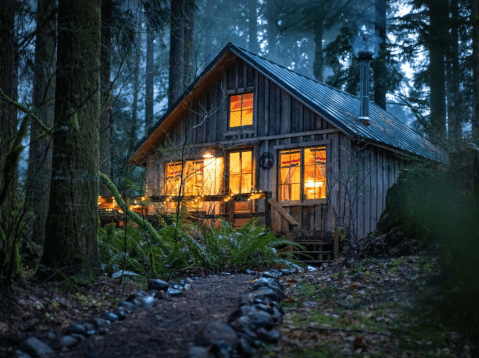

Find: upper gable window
229;93;253;127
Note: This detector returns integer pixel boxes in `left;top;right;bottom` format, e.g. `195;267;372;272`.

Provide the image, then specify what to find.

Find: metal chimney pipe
358;50;373;125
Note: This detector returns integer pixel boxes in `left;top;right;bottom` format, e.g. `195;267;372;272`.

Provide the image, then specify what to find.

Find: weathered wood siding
145;58;407;238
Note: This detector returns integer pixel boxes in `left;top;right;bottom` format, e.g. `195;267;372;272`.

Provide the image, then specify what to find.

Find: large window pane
304;147;326;199
229;93;254;127
229;150;253;194
279;149;301;201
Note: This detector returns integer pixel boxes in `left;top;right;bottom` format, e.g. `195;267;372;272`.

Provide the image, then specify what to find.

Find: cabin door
228;150;253;227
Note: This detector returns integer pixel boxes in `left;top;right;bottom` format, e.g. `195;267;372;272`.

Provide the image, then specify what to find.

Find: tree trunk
99;0;114;197
447;0;461;144
313;18;324;82
145;24;154;135
372;0;387;109
0;0;18;286
28;0;56;245
472;0;479;139
427;0;447;143
184;0;196;89
169;0;185;105
42;0;100;274
248;0;258;54
130;9;142;156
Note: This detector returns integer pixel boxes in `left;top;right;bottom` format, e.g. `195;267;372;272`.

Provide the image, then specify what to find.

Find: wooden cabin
129;43;444;259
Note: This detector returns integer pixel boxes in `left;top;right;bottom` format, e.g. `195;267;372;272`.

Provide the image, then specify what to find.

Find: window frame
228;92;254;129
163;158;205;197
227;148;254;195
277;145;328;205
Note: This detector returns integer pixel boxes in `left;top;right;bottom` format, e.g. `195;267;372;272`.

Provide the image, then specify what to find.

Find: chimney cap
357;50;374;60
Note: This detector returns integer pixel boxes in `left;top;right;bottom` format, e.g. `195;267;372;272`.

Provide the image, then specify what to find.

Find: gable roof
130;43;445;165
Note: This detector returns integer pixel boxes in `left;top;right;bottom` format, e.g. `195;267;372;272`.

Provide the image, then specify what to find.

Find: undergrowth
99;217;301;279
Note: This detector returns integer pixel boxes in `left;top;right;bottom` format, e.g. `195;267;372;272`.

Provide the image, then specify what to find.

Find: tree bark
427;0;447;143
28;0;56;245
0;0;18;286
99;0;114;197
42;0;101;273
132;8;142;144
184;0;196;89
472;0;479;139
145;23;154;135
447;0;461;143
169;0;185;105
372;0;387;109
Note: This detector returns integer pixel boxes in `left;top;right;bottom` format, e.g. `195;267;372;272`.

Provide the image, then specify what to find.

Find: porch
98;192;339;264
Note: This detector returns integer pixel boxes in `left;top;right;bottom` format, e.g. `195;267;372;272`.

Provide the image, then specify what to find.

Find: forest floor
259;254;473;358
0;254;474;357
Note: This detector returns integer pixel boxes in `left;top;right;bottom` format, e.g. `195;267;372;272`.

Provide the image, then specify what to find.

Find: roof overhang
128;49;238;166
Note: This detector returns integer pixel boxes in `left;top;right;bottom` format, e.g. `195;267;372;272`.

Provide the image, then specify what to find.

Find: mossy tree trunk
0;0;19;287
41;0;101;274
99;0;114;197
28;0;56;246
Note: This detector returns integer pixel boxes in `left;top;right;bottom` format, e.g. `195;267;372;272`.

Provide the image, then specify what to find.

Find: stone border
187;268;293;358
13;278;192;358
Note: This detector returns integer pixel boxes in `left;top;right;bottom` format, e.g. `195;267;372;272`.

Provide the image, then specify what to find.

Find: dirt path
58;275;253;358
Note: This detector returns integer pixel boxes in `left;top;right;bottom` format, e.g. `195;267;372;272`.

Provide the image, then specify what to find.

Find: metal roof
228;44;445;162
131;43;445;163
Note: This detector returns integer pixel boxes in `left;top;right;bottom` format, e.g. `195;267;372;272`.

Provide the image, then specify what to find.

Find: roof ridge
228;42;361;101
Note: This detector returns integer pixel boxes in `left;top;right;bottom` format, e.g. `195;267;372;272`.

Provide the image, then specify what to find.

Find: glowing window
165;161;183;196
279;149;301;201
229;150;253;194
230;93;253;127
304;147;326;199
165;160;204;196
278;147;326;201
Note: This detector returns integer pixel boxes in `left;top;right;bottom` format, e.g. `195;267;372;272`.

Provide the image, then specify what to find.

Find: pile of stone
188;269;291;358
14;278;183;357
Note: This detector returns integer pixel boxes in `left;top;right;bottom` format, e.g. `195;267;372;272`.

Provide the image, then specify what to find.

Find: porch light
203;152;213;158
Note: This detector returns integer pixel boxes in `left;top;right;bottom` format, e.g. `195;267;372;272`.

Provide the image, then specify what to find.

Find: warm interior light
203;152;213;158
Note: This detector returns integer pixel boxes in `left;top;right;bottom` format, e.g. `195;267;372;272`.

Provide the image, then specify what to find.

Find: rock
230;309;274;330
245;269;257;275
186;346;214;358
261;271;280;279
257;327;280;343
113;307;128;320
195;320;238;348
219;272;231;276
53;335;78;350
252;278;284;293
232;324;258;345
280;268;294;276
22;337;55;356
64;323;87;336
148;278;169;291
155;290;167;300
88;318;110;329
306;265;318;272
209;340;233;358
184;283;192;290
13;350;32;358
173;284;183;290
112;270;137;278
237;336;256;356
242;287;285;303
98;327;109;335
70;333;86;343
136;290;148;296
100;312;119;322
166;288;183;297
138;295;156;308
119;301;135;309
322;263;328;268
147;289;158;297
